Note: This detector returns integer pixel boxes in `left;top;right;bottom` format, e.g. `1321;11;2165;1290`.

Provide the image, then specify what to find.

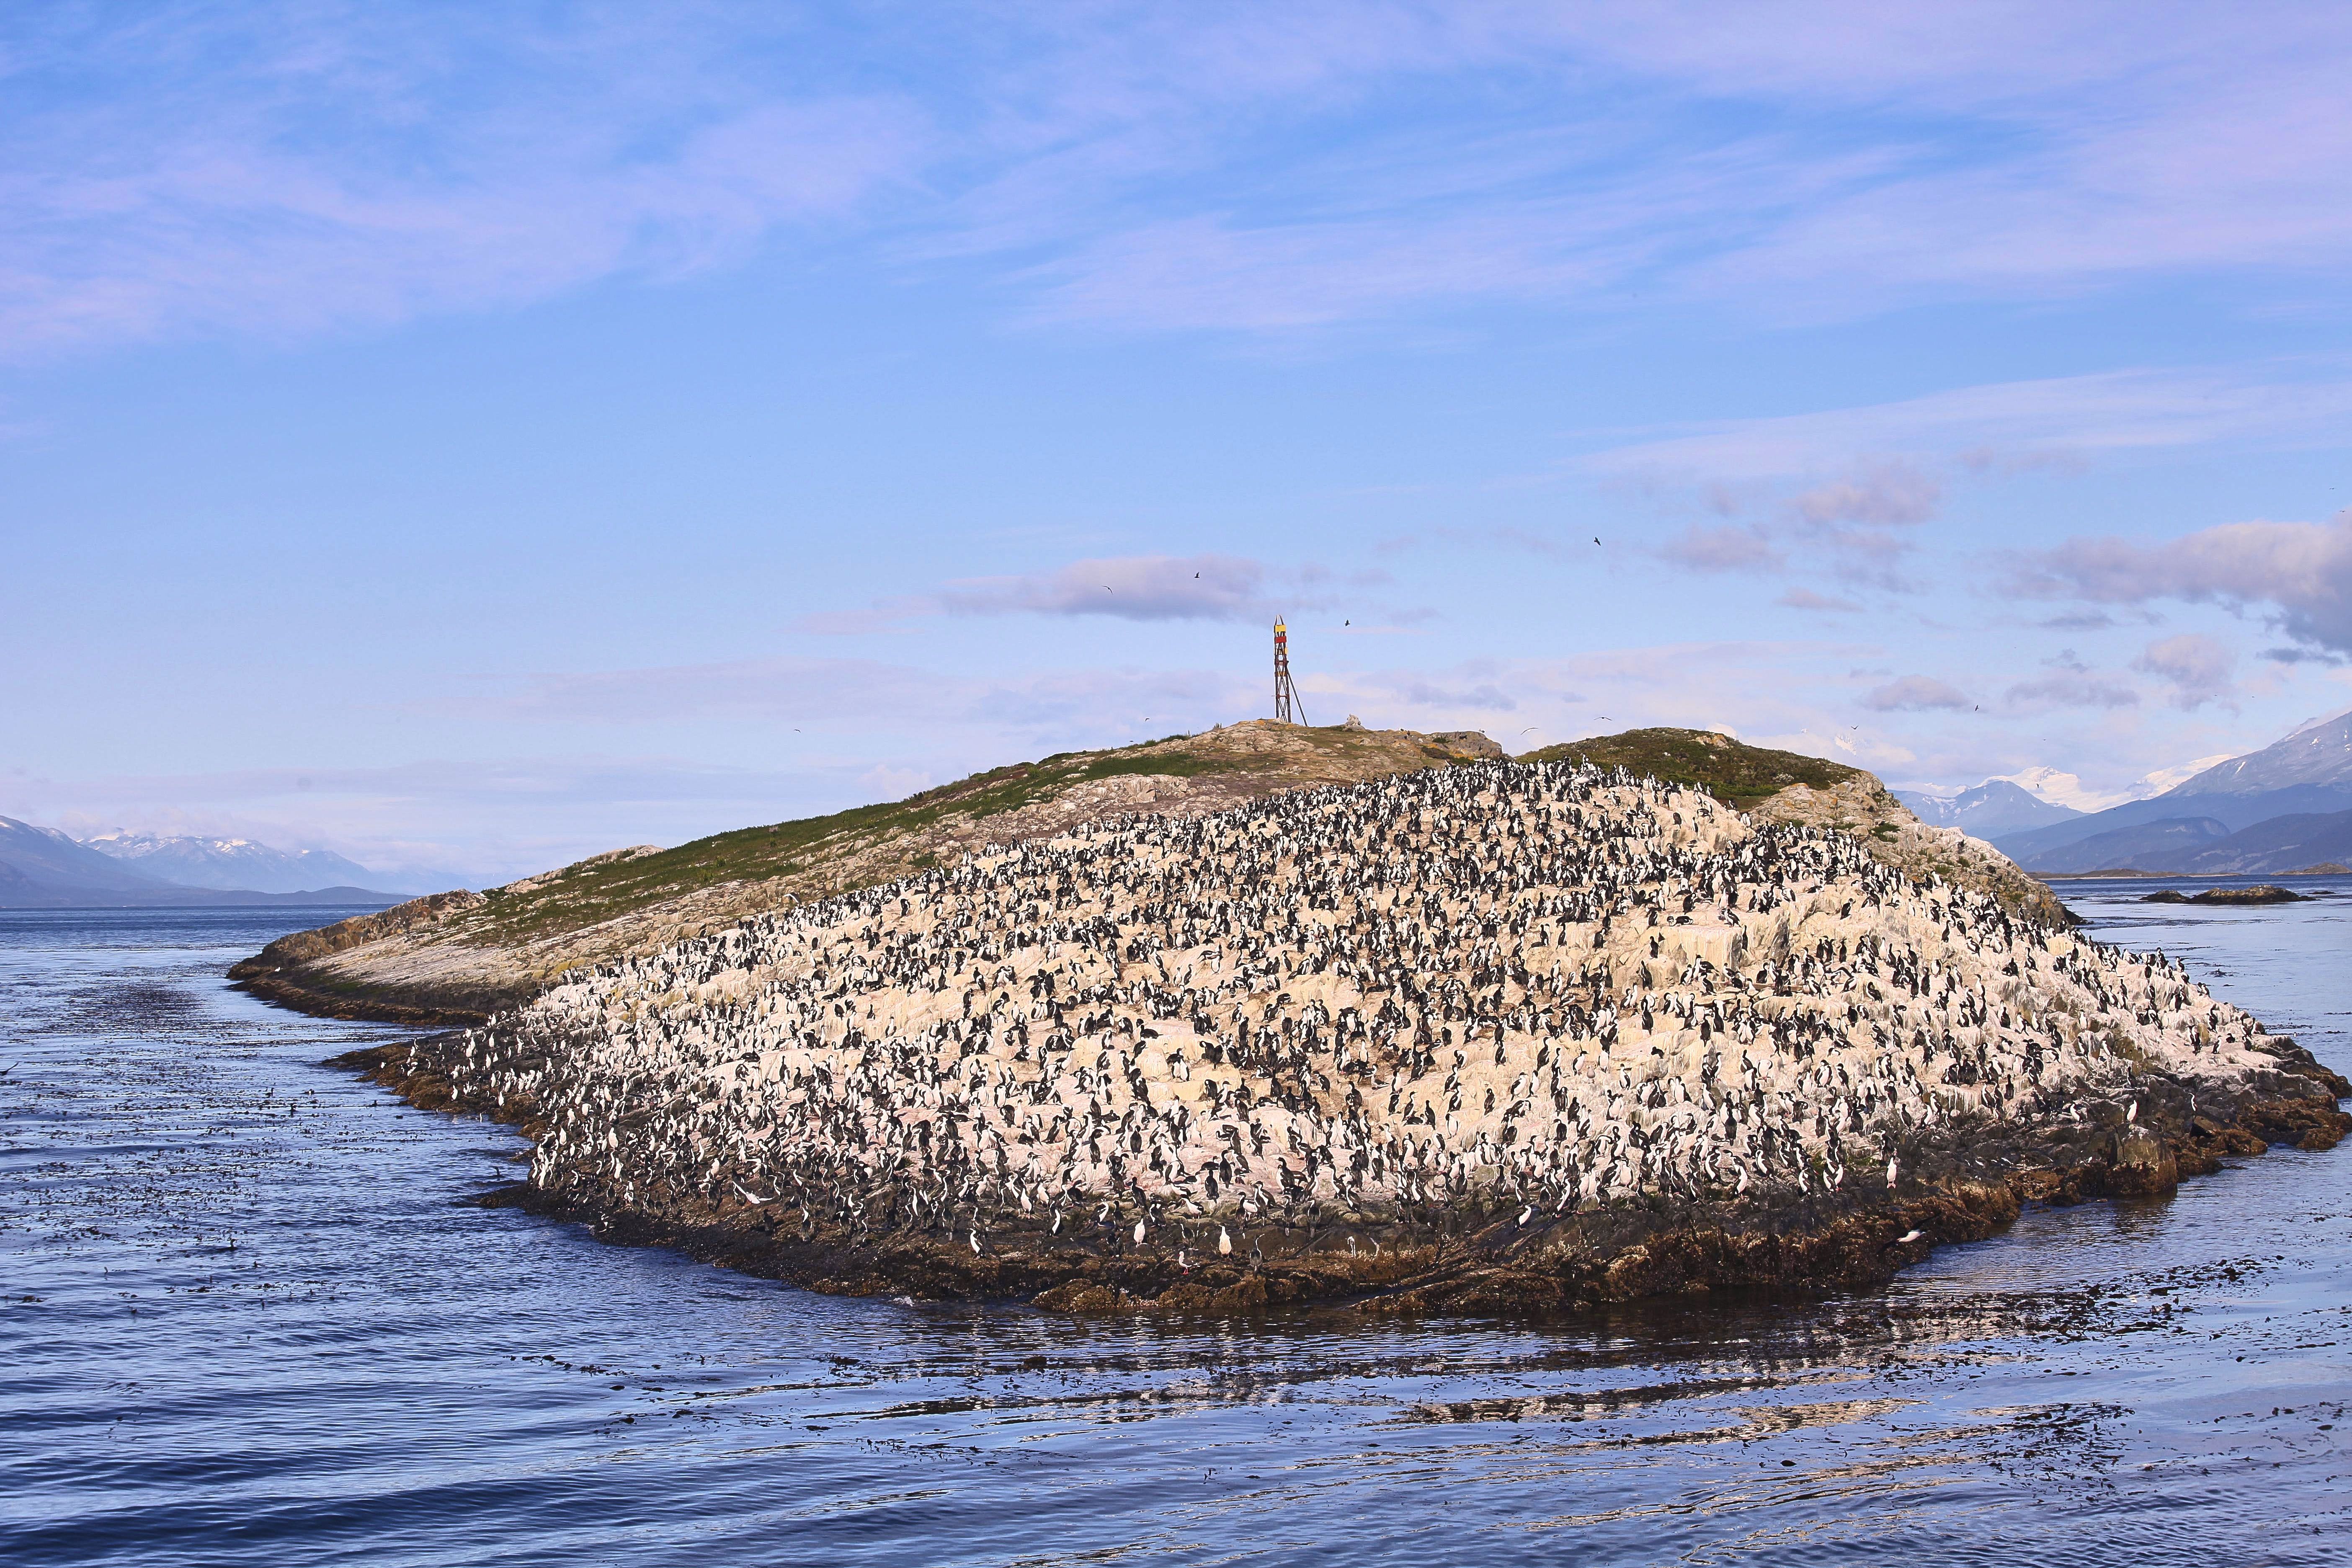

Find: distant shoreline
2033;867;2350;883
0;891;408;913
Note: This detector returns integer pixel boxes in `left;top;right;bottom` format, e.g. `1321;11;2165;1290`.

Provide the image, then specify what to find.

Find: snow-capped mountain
1989;758;2233;814
2168;707;2352;795
0;817;179;893
2132;753;2241;799
82;832;383;895
1895;779;2082;838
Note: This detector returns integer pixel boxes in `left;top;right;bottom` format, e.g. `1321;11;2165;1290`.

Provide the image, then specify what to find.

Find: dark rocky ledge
230;964;518;1027
2141;885;2310;907
229;892;526;1026
330;1034;2348;1319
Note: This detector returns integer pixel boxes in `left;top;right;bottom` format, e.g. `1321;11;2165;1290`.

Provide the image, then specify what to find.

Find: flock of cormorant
434;758;2272;1253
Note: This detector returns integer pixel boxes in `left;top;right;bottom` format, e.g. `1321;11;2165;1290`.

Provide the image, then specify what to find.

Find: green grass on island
456;723;1878;949
1516;727;1860;809
465;724;1475;945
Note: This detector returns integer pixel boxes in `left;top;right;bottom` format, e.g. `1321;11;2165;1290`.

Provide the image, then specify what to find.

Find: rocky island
289;725;2349;1316
2142;885;2309;906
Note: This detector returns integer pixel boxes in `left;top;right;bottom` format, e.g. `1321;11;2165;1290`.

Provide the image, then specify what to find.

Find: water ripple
2;896;2348;1567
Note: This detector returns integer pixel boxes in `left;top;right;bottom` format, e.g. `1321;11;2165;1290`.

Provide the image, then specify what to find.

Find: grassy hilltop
232;719;2063;1025
1521;727;1859;807
466;721;1500;948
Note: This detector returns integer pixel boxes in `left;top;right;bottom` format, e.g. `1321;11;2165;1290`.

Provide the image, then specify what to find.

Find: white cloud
2014;513;2352;656
1790;461;1940;526
794;552;1378;631
17;5;2352;356
2133;632;2239;711
937;554;1277;621
0;10;925;358
1574;371;2352;593
2004;671;2140;711
1863;674;1970;712
1580;369;2352;487
1656;524;1781;573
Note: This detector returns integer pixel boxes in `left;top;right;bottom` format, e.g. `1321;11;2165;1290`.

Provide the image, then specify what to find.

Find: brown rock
2107;1125;2179;1197
1031;1282;1135;1313
1596;1244;1655;1300
1206;1275;1270;1314
1148;1282;1217;1313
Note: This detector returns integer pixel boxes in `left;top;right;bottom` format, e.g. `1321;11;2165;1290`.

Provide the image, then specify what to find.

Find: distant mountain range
1969;708;2352;877
19;707;2350;906
1896;778;2085;838
0;816;406;909
2169;707;2352;794
83;830;379;894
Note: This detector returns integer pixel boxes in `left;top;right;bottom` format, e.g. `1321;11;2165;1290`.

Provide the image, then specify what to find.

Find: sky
5;2;2352;890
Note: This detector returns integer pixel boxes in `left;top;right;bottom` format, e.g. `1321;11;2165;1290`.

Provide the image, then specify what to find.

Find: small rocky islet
2141;885;2310;906
339;752;2348;1317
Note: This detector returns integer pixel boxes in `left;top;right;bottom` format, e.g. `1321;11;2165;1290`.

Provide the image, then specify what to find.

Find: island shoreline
331;1032;2348;1318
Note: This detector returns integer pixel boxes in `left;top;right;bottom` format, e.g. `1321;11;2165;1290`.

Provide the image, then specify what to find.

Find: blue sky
5;3;2352;888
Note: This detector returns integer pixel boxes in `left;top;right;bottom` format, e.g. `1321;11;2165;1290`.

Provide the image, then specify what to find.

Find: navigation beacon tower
1272;617;1305;724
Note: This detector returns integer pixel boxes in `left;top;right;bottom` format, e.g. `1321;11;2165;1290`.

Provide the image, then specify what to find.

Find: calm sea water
4;883;2349;1566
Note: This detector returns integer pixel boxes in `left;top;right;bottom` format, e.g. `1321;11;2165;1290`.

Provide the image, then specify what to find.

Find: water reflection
1;901;2346;1567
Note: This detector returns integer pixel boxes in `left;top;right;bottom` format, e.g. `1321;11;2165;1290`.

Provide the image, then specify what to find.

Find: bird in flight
1593;537;1602;546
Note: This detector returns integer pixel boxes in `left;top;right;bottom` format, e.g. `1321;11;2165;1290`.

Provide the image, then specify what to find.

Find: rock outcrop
240;723;2064;1026
342;755;2346;1315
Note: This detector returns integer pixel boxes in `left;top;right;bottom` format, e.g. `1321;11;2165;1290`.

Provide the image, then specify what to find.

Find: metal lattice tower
1272;617;1305;724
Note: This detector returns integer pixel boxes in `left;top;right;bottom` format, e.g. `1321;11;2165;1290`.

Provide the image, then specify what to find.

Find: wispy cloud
444;652;1258;731
2009;512;2352;656
794;552;1368;632
0;10;926;358
15;7;2352;356
1656;524;1781;573
1790;461;1940;526
1595;369;2352;590
2134;632;2240;711
2004;665;2141;711
1863;675;1969;712
937;554;1274;621
1777;587;1863;613
1582;369;2352;488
